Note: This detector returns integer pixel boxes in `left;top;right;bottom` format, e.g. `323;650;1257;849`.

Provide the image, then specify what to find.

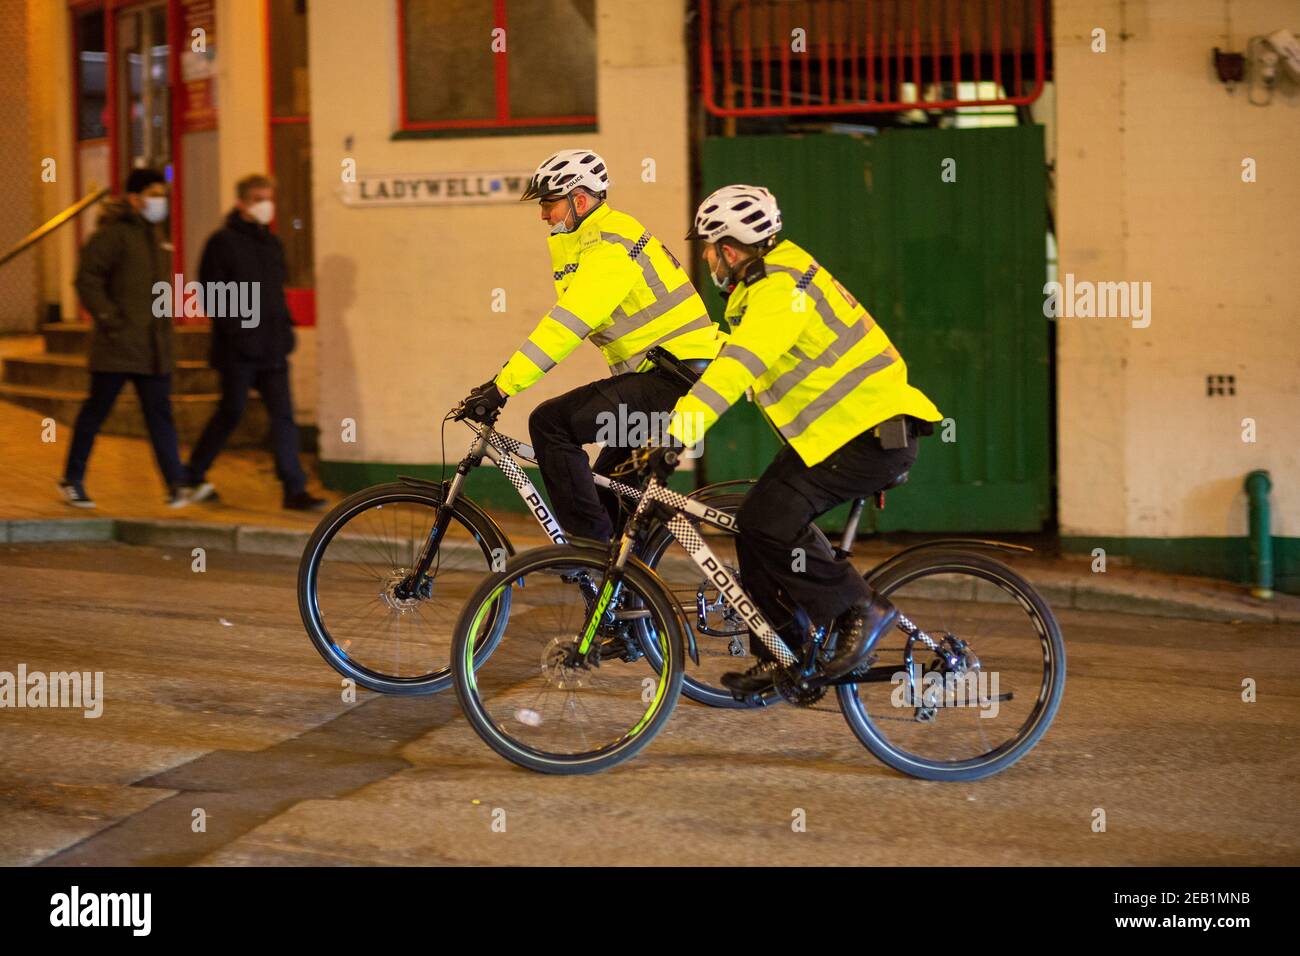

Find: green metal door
699;127;1050;532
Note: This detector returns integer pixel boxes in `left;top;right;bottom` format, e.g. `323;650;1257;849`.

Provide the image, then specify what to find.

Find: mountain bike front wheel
451;543;686;775
298;482;511;695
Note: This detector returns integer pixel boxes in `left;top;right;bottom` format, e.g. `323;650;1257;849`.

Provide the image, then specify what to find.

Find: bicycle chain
774;669;828;707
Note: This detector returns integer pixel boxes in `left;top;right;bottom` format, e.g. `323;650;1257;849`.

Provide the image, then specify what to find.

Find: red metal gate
700;0;1046;117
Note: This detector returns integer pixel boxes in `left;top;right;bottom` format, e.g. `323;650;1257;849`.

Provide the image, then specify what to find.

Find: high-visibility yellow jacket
668;239;942;466
496;204;723;395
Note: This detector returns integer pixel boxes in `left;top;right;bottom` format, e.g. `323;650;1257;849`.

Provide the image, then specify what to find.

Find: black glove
632;440;683;482
457;380;507;424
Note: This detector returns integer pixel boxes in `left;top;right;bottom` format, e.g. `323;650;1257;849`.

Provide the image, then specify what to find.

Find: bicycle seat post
835;497;867;560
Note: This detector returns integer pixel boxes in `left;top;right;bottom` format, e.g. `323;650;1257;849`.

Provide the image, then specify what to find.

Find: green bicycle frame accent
577;580;616;654
463;581;509;693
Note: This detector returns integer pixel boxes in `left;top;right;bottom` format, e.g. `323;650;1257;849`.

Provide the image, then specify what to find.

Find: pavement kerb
3;517;1298;625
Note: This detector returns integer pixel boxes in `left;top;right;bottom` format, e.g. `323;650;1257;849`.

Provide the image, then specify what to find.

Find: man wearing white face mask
61;167;190;509
184;173;324;511
456;149;723;542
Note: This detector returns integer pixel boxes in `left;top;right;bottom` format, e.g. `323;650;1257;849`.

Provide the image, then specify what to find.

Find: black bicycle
296;411;753;700
297;345;794;703
448;460;1066;780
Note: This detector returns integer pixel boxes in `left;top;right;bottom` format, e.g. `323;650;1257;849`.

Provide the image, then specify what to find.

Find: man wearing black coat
60;167;190;508
184;174;324;511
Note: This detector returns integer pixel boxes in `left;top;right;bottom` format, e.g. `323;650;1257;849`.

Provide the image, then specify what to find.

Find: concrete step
0;382;269;448
3;353;220;394
42;322;212;362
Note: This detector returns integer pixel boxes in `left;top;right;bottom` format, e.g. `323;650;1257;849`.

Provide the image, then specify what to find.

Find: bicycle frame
574;477;964;692
399;424;646;596
575;477;797;665
406;421;1028;680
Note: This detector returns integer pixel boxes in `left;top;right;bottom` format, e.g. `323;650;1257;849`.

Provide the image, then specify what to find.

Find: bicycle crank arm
824;664;898;686
695;623;748;638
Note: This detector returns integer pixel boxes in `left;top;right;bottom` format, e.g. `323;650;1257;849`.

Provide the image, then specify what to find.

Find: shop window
398;0;597;134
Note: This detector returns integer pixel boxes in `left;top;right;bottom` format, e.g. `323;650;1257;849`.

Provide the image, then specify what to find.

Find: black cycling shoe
822;594;898;679
720;660;783;696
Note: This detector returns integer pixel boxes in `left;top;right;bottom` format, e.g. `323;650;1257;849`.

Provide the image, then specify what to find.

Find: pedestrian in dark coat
184;174;324;511
59;167;189;509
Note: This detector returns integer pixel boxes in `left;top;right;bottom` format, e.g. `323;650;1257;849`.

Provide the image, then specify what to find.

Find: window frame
395;0;598;135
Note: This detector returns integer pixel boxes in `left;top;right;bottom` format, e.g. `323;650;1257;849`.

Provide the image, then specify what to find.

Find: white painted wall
1055;0;1300;541
308;0;692;465
215;0;316;424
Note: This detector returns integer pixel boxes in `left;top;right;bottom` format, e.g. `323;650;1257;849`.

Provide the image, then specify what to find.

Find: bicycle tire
298;481;512;695
837;548;1066;781
451;542;686;775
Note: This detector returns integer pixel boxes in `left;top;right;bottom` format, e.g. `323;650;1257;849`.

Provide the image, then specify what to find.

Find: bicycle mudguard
396;474;516;557
863;538;1034;585
688;477;756;503
562;537;701;666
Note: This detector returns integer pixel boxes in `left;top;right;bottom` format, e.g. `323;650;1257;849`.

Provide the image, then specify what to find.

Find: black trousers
64;372;185;487
528;368;691;541
186;363;307;495
736;425;919;659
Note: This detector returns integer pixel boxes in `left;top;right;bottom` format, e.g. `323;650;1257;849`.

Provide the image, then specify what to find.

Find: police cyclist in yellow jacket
644;185;944;697
457;150;724;541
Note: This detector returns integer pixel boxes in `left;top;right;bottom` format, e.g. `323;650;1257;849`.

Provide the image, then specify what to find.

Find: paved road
1;542;1296;866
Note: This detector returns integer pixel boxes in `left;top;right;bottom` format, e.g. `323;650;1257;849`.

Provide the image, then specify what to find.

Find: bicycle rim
454;547;684;773
302;488;503;692
838;550;1065;780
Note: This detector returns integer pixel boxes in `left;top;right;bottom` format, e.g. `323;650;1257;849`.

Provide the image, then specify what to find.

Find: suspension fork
397;432;489;598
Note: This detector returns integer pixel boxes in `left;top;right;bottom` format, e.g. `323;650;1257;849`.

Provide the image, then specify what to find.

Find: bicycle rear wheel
837;549;1065;781
451;543;685;775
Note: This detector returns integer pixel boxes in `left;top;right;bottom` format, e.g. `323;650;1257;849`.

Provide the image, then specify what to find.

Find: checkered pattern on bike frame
656;488;796;666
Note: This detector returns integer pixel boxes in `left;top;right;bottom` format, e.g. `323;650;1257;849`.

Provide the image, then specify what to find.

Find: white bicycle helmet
687;184;782;245
519;149;610;201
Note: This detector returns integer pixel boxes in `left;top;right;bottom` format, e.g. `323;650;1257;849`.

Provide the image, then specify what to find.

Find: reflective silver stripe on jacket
757;263;876;404
548;305;594;338
688;379;732;417
519;340;557;372
609;315;716;374
717;343;767;378
590;282;701;347
601;230;667;298
761;349;896;438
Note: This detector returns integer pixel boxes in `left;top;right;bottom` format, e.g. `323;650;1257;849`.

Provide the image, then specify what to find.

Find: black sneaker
57;480;95;509
823;595;898;679
720;660;783;697
284;491;328;512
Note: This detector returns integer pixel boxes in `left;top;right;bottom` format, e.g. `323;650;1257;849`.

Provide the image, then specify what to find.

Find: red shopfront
68;0;314;326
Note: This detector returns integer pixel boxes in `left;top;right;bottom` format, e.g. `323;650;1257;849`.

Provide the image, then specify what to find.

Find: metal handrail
0;186;110;270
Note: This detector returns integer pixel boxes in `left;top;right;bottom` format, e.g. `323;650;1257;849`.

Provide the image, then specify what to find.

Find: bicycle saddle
879;471;910;492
